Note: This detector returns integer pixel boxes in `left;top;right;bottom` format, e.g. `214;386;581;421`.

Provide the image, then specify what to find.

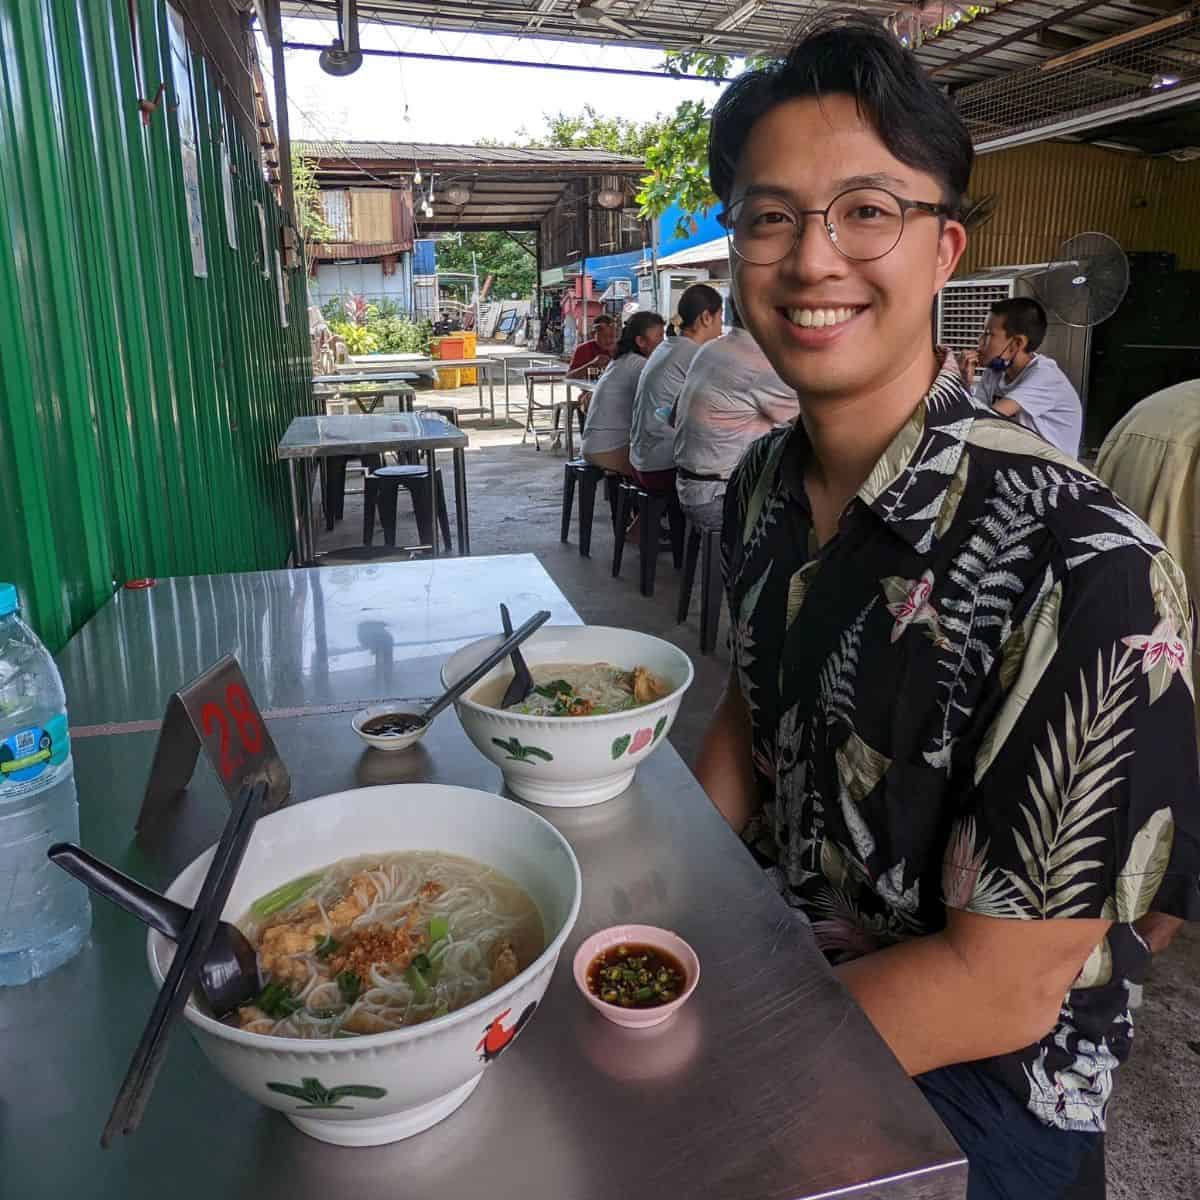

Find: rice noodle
233;851;544;1039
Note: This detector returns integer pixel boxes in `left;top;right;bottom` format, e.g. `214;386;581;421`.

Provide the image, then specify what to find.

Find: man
673;306;798;531
629;283;725;493
962;298;1082;457
565;314;616;381
699;17;1199;1199
1096;378;1200;956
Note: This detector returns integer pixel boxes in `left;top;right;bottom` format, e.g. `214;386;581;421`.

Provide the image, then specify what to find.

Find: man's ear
935;220;967;290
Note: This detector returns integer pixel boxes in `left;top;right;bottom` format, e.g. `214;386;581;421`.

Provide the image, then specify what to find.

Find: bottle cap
0;583;17;617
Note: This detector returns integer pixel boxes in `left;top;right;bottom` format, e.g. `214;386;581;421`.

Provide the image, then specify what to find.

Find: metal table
326;356;501;421
502;354;565;419
1;556;966;1200
314;382;416;415
278;413;470;566
561;377;598;460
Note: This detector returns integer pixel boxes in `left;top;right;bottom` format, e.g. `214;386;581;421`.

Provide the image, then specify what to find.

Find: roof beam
931;0;1112;77
1038;7;1200;71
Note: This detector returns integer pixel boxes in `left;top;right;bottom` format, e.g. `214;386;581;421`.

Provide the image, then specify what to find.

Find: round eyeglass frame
718;188;953;265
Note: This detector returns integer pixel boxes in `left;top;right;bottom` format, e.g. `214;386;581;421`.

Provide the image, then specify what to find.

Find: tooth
824;309;837;326
798;309;814;328
811;310;826;328
837;308;850;322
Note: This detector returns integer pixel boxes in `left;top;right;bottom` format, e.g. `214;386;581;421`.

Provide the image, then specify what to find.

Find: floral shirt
721;359;1200;1132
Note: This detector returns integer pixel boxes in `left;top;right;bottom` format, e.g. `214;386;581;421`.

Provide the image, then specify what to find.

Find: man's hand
837;908;1110;1076
696;670;760;833
960;350;979;388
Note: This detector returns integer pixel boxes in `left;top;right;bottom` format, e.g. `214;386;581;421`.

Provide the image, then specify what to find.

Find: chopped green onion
412;953;432;973
404;963;429;1000
313;934;339;959
257;981;303;1018
428;938;449;963
634;986;656;1001
336;970;362;1004
534;679;572;698
429;916;449;943
250;871;324;919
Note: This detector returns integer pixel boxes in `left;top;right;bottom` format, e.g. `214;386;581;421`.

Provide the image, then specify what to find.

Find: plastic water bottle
0;583;91;985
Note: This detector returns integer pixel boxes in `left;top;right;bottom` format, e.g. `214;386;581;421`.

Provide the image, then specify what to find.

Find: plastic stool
612;481;685;597
560;459;619;557
677;519;723;655
363;465;452;553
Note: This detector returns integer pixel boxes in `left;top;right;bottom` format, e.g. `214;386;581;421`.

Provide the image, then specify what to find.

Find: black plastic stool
677;519;723;655
363;465;452;552
560;459;619;557
612;481;685;597
322;453;383;530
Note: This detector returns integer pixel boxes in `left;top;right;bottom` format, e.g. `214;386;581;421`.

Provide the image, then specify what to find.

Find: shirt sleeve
568;342;595;372
943;539;1200;925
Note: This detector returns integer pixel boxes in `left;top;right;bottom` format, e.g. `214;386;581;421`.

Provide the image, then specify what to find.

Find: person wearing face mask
697;15;1200;1200
961;298;1082;457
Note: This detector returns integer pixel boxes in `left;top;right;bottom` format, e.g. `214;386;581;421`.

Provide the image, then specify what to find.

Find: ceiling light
445;185;471;206
413;168;423;186
1150;73;1180;90
596;187;624;209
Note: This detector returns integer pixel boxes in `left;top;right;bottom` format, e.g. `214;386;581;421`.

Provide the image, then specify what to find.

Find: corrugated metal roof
655;236;729;267
294;140;643;166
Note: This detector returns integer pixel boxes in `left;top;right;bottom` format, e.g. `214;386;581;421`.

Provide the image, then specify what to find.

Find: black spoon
48;843;260;1018
500;603;535;708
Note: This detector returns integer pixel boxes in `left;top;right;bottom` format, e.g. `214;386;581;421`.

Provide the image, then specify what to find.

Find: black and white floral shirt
722;358;1200;1132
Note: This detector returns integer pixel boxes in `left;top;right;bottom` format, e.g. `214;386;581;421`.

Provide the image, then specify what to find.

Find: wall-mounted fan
575;0;639;38
1031;232;1130;328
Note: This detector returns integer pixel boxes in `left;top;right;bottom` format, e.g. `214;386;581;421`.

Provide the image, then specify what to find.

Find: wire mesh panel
955;14;1200;142
936;280;1015;354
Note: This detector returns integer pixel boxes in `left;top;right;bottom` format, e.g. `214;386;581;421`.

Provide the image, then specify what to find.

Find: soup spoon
48;843;260;1018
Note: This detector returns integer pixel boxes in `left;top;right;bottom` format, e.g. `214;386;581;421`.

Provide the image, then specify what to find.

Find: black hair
991;297;1047;353
615;310;666;359
678;283;724;330
592;314;615;329
708;13;973;217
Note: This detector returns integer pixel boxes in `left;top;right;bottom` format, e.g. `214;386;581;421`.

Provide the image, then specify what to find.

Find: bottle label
0;712;70;794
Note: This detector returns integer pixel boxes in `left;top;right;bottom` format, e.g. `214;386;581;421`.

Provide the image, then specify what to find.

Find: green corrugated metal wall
0;0;310;652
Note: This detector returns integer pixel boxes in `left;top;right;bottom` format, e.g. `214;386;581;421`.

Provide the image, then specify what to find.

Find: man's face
728;94;965;400
638;323;665;356
978;315;1017;365
595;323;617;355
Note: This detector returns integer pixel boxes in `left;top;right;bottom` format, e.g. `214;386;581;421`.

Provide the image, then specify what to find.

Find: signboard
139;655;290;831
539;266;565;287
167;5;207;278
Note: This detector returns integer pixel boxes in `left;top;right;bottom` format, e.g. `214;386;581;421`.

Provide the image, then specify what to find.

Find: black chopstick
101;778;266;1146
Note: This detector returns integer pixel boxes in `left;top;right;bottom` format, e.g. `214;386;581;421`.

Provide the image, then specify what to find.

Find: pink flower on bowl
629;728;654;755
572;924;700;1029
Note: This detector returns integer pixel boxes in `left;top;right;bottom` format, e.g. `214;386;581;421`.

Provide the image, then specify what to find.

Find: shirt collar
785;355;984;555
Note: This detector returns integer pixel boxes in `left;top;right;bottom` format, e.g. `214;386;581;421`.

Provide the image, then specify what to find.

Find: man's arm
837;909;1109;1076
991;396;1022;417
695;670;759;833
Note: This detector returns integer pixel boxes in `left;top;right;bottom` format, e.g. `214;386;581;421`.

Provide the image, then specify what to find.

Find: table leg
487;363;495;423
566;401;575;459
477;365;485;416
286;459;306;566
453;448;470;555
425;448;439;559
503;360;511;421
302;459;318;565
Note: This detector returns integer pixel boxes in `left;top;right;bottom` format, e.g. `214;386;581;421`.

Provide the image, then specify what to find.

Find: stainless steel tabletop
3;557;967;1200
277;412;468;459
56;556;577;729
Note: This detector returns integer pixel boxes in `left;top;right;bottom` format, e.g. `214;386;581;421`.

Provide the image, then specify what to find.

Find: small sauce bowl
573;924;700;1029
351;705;428;752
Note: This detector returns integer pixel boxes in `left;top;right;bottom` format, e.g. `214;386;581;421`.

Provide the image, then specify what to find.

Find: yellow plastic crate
434;367;461;390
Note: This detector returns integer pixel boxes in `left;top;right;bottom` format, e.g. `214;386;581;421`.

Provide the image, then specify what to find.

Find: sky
265;16;725;147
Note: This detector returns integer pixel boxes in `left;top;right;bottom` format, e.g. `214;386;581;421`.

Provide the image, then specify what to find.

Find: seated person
673;306;798;530
580;311;665;477
962;298;1082;456
630;284;725;493
565;314;617;386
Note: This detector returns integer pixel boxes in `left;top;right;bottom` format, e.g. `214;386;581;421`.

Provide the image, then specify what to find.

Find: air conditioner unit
936;266;1092;405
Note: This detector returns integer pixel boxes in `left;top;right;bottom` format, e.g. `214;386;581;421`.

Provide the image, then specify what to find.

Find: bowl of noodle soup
443;625;693;807
147;783;581;1147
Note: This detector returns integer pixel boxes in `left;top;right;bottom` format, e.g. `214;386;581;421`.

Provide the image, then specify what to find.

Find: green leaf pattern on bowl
491;735;553;764
610;733;631;759
266;1076;388;1110
653;715;668;743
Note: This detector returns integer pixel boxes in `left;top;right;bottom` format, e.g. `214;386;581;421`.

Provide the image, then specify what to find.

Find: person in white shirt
673;309;799;530
961;298;1082;457
630;284;725;493
580;311;666;476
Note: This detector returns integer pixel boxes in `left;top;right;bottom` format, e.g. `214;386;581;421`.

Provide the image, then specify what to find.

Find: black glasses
719;188;951;265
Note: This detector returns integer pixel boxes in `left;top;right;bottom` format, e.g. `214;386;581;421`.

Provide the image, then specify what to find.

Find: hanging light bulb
413;168;423;186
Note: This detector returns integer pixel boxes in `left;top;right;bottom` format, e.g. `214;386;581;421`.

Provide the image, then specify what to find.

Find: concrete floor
314;378;1200;1199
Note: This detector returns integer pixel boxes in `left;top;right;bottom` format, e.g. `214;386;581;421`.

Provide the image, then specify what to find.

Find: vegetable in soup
473;662;671;717
586;943;686;1008
230;851;543;1039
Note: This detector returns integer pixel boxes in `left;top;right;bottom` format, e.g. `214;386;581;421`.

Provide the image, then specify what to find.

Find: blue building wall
656;204;724;260
584;247;652;290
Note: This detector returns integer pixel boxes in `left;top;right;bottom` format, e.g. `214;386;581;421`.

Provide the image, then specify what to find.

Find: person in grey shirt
673;309;799;530
630;284;725;492
962;298;1082;457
